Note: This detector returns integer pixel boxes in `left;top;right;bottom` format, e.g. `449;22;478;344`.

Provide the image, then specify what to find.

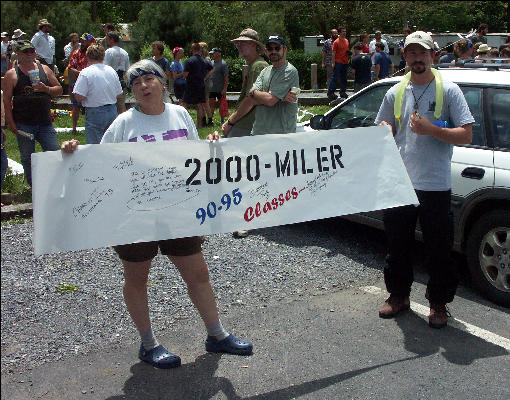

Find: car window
329;85;390;129
486;88;510;150
456;86;485;147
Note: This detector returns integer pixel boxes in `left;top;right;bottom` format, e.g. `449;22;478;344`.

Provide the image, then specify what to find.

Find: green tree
131;1;203;58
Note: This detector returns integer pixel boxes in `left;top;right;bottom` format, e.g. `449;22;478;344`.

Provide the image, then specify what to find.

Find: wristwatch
249;88;255;98
227;119;235;127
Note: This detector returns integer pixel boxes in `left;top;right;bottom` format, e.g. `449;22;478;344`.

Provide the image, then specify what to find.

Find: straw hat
231;28;265;50
38;19;52;29
477;43;490;53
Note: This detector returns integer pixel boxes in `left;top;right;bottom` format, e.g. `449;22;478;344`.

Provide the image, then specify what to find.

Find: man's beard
411;63;426;74
270;53;282;62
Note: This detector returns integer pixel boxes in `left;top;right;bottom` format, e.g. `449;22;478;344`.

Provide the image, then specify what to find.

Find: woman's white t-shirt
101;103;199;144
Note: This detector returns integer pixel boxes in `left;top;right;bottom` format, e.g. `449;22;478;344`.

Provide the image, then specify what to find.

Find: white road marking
360;285;510;352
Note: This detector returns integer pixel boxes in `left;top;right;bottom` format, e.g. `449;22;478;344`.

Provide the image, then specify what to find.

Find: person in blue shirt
373;42;393;80
439;43;457;64
170;46;186;105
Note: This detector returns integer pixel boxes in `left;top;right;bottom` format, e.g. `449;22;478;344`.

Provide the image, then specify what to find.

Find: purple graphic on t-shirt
128;129;188;142
162;129;188;141
141;134;156;142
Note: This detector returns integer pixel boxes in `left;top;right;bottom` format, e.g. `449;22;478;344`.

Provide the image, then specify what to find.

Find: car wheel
466;209;510;307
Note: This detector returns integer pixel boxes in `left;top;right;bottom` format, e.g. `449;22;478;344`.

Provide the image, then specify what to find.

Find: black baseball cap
209;47;222;54
266;35;286;47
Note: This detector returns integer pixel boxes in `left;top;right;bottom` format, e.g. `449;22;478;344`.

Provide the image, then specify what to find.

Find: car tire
466;209;510;307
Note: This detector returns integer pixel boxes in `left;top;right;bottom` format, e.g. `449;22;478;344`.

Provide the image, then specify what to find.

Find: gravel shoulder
1;217;387;374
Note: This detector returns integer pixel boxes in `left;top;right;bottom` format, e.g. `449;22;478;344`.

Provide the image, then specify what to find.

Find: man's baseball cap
404;31;434;50
209;47;222;54
231;28;264;48
1;32;8;38
266;35;286;47
375;30;382;34
16;40;35;51
80;33;95;43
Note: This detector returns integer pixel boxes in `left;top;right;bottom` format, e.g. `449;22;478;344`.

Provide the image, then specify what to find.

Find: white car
300;65;510;307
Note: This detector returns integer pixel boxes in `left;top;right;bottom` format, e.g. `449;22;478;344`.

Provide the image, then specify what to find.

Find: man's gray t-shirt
375;76;474;191
210;59;228;93
251;61;299;135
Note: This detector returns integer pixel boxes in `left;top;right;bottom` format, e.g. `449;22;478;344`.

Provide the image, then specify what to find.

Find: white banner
32;127;418;255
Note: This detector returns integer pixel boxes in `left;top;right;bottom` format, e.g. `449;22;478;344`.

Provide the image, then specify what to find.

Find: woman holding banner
61;59;252;369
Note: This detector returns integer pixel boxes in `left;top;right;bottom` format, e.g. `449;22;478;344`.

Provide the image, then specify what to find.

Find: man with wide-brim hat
31;18;55;70
12;29;26;40
8;29;27;70
476;43;490;56
221;28;269;238
223;28;268;139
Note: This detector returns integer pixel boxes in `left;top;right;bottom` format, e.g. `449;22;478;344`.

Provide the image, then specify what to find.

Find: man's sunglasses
22;48;35;54
266;45;281;52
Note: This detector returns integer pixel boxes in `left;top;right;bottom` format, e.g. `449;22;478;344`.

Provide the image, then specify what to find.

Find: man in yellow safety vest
374;31;474;329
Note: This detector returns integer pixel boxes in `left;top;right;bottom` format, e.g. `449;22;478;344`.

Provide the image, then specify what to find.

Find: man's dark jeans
383;190;458;304
328;62;348;95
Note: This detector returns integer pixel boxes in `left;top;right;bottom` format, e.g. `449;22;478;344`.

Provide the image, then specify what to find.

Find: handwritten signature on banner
69;143;346;221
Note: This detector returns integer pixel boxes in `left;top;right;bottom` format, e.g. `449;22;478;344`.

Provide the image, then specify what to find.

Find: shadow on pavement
105;353;421;400
395;310;509;365
105;353;241;399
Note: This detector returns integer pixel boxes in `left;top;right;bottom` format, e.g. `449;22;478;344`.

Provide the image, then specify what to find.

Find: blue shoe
205;334;253;355
138;344;181;369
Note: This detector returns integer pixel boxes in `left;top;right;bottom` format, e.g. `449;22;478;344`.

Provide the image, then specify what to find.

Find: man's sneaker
379;294;410;318
138;344;181;369
340;92;349;99
327;92;338;100
205;334;253;355
429;303;451;329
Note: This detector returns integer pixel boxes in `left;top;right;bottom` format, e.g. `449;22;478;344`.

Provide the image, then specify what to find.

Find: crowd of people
323;23;510;100
0;17;508;370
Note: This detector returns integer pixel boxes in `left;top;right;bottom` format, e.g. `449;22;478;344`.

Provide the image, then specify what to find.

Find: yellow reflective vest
394;68;444;130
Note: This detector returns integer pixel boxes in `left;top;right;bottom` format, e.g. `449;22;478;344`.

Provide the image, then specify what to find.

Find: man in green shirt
222;28;268;138
224;35;299;136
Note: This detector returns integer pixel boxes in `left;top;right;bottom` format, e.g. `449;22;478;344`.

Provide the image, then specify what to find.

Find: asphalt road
1;218;509;400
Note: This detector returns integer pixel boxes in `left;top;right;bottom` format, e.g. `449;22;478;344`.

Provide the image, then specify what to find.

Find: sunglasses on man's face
266;45;281;52
22;48;35;54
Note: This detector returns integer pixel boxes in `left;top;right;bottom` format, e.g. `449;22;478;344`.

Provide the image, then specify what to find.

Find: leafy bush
286;50;326;90
223;57;246;92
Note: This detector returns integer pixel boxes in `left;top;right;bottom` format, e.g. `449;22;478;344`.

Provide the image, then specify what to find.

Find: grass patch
1;215;33;226
55;282;80;293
